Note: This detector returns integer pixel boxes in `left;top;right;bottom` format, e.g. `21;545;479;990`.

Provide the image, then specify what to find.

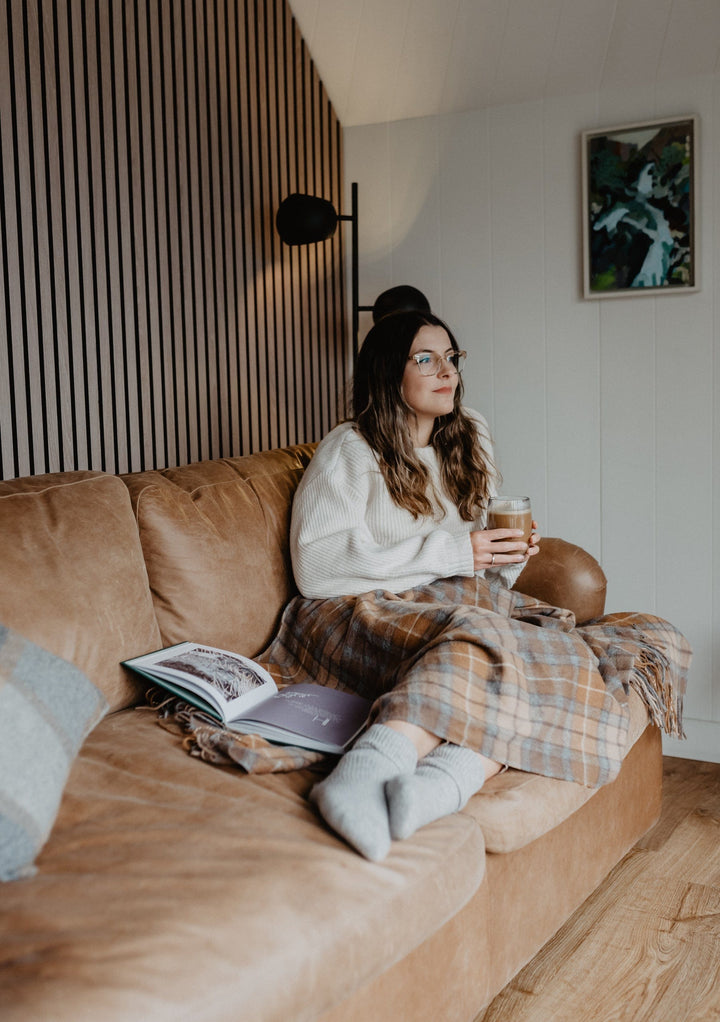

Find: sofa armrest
511;537;607;625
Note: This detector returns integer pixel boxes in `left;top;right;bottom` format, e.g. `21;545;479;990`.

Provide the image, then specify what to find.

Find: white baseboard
662;717;720;764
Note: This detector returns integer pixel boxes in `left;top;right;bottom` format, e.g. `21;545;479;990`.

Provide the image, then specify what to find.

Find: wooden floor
475;756;720;1022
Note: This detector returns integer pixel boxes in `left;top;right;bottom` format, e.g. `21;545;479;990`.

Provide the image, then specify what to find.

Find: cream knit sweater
290;411;527;599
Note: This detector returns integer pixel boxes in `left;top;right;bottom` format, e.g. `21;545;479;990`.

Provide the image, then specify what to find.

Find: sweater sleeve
290;430;475;598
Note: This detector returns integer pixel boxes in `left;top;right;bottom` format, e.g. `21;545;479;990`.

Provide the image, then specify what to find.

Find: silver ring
491;553;496;566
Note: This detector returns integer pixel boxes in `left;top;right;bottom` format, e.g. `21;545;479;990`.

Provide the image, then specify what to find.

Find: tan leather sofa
0;444;661;1022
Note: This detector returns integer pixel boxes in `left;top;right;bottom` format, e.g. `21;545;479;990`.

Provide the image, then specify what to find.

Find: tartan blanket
155;575;690;785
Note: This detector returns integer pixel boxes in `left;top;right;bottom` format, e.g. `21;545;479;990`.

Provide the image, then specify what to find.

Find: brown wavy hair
351;311;496;521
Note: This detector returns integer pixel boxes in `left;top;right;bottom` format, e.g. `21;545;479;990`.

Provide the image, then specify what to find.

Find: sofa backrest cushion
132;467;304;657
122;443;316;508
0;473;162;711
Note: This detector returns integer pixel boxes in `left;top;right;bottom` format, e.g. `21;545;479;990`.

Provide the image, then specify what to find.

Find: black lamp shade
276;193;339;245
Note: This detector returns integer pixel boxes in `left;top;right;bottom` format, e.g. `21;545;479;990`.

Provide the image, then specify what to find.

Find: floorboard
474;757;720;1022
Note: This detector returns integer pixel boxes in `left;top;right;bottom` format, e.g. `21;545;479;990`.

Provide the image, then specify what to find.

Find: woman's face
401;324;459;445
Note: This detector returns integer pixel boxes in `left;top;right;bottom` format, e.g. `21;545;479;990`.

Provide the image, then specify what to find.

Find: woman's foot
385;743;487;840
310;724;417;861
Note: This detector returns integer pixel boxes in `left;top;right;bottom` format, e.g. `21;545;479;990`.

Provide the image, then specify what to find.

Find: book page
126;642;277;719
232;683;369;749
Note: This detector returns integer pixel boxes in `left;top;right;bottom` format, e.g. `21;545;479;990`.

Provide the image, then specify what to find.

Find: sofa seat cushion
464;687;651;853
0;707;486;1022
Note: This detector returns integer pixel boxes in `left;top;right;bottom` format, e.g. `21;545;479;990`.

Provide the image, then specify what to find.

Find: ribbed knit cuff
421;743;486;803
358;724;418;773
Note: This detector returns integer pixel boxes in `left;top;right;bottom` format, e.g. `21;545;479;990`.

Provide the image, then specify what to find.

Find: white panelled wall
345;72;719;764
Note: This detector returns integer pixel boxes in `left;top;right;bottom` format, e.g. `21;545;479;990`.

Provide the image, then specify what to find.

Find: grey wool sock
310;724;418;861
386;743;486;841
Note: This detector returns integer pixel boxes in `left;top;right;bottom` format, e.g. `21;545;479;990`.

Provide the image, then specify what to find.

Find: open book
122;642;370;754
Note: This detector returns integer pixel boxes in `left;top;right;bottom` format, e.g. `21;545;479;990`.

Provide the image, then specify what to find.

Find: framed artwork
581;115;698;298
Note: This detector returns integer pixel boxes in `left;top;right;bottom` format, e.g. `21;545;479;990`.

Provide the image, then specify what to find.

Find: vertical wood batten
252;0;272;452
108;0;134;473
118;0;143;471
73;0;99;470
234;0;253;454
194;0;214;462
274;0;292;443
332;115;346;417
220;0;241;456
242;0;261;452
300;37;316;441
316;76;329;434
163;0;188;468
200;0;219;457
180;0;201;465
93;0;119;472
1;0;348;480
54;0;83;471
286;15;304;444
139;0;169;469
126;0;156;471
265;0;285;448
36;3;64;473
19;3;44;474
212;0;234;457
308;51;321;441
1;4;21;478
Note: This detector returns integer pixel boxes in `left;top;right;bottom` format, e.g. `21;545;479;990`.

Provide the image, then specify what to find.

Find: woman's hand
470;522;541;572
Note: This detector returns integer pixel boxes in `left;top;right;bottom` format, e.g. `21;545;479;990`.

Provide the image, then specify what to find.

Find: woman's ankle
382;719;441;759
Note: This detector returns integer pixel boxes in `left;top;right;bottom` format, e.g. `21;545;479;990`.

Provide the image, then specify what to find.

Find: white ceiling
288;0;720;127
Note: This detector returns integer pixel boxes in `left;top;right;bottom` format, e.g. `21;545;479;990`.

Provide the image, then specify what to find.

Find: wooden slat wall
0;0;348;479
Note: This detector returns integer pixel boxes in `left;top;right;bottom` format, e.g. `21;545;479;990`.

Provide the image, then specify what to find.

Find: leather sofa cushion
133;472;302;656
121;443;316;507
0;709;487;1022
0;473;161;712
464;688;651;853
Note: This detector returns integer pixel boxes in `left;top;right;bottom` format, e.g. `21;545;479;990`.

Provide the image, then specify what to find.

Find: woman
290;310;541;859
282;310;687;863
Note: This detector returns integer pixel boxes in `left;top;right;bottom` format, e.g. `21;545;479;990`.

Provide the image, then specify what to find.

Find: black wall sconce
276;181;371;360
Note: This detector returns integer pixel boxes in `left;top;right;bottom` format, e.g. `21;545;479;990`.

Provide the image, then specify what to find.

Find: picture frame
581;115;698;299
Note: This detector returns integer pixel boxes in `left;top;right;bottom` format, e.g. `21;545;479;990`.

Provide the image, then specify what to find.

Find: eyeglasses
408;349;466;376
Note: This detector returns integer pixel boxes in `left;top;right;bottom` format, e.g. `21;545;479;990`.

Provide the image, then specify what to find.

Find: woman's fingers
469;524;544;571
485;528;525;542
470;529;529;570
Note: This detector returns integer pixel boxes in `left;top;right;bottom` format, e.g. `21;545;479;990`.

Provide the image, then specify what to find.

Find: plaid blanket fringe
153;576;690;784
577;611;688;740
147;690;327;774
